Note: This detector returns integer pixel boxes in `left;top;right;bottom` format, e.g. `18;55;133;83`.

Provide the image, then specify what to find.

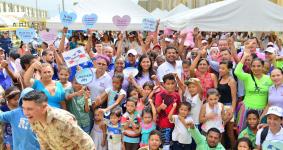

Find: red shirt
155;90;181;129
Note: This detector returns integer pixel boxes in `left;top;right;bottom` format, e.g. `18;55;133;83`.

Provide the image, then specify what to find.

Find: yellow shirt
31;107;95;150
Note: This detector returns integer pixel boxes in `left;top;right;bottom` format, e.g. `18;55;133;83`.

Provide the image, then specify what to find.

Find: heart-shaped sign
16;28;36;44
112;15;131;31
39;29;57;45
60;11;77;27
82;14;98;29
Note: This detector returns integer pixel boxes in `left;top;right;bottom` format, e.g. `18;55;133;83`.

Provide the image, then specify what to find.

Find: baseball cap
165;37;173;43
266;106;283;117
18;88;34;106
264;47;276;54
129;31;136;37
153;44;161;50
0;47;4;52
127;49;137;56
267;42;274;47
201;40;208;44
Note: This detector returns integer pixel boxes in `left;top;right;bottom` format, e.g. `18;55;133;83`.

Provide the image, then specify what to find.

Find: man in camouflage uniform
21;90;95;150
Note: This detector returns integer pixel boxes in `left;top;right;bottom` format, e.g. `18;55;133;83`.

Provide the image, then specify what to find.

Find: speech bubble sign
180;28;195;48
60;11;77;27
142;18;157;32
164;28;174;35
39;29;57;45
16;28;36;44
82;14;98;29
75;68;93;85
112;15;131;31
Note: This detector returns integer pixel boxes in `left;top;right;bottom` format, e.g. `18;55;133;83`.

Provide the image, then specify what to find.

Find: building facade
0;1;48;20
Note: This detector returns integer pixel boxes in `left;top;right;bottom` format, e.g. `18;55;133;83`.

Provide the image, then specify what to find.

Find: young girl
121;98;141;150
65;78;91;133
238;110;259;148
58;65;72;89
0;86;20;150
169;102;193;150
138;130;163;150
106;108;122;150
235;137;253;150
93;74;126;116
140;99;157;147
90;109;107;150
199;88;227;134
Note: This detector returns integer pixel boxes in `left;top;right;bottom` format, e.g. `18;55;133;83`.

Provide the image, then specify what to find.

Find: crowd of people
0;24;282;150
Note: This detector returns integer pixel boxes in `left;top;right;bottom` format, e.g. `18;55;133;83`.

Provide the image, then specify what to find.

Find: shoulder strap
251;73;259;89
260;127;269;145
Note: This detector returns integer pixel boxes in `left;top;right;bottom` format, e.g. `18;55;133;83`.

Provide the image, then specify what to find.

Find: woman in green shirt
235;52;272;131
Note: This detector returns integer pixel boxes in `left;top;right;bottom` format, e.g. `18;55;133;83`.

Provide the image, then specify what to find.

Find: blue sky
6;0;73;17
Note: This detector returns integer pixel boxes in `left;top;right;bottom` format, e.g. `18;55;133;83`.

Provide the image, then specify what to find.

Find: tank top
195;71;214;100
201;103;224;133
217;78;232;104
140;122;156;145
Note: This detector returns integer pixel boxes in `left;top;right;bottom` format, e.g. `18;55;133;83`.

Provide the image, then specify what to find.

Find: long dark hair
136;54;155;79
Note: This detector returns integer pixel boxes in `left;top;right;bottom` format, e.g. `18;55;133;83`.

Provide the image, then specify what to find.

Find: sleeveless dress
90;123;107;150
195;71;214;100
140;121;156;147
201;103;224;133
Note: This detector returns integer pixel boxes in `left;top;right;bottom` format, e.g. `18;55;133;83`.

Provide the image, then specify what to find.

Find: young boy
255;106;283;150
238;110;260;148
155;73;181;150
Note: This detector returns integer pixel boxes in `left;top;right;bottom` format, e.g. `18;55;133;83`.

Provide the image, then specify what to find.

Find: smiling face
59;69;70;83
22;100;47;124
165;48;177;64
140;57;151;71
115;58;125;72
270;69;283;86
197;59;209;73
251;60;263;76
247;113;259;129
40;65;54;81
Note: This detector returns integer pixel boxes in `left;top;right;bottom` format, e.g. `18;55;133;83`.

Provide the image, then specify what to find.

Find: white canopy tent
47;0;153;31
165;4;190;18
165;0;283;31
0;12;26;26
151;8;169;19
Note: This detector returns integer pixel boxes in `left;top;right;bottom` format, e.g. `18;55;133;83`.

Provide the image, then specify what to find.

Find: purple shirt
136;73;151;87
268;84;283;108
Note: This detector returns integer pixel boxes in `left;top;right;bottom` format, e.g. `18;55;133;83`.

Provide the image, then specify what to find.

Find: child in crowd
58;65;72;89
235;137;253;150
121;98;141;150
238;110;259;148
176;75;203;128
106;108;122;150
0;86;20;150
140;99;157;147
138;130;163;150
65;78;91;133
182;60;191;81
200;88;226;134
90;109;107;150
94;74;126;117
169;102;193;150
155;73;181;150
136;81;156;115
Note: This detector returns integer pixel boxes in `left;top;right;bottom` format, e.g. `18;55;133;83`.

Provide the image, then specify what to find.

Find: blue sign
75;68;93;85
60;11;77;27
82;14;98;29
16;28;36;44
